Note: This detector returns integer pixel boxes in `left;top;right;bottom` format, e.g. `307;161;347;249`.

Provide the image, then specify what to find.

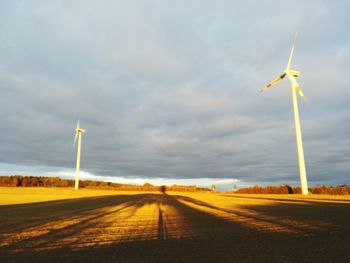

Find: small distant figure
233;184;238;192
160;185;166;193
211;184;216;192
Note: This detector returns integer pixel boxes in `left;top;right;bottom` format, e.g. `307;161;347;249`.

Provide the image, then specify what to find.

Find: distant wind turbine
260;32;309;195
73;120;85;190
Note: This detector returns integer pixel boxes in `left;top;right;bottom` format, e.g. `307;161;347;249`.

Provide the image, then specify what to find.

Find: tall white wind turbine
260;32;309;195
73;120;85;190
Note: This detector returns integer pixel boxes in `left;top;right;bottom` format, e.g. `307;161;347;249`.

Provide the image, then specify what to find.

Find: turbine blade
286;31;298;70
76;120;80;129
296;86;307;102
73;131;78;147
260;73;286;93
288;75;306;101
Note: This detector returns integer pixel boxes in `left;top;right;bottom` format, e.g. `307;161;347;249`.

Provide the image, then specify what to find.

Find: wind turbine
260;32;309;195
73;120;85;190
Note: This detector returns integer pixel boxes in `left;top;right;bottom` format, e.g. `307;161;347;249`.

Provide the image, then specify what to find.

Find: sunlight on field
170;192;350;235
0;191;196;252
1;188;350;260
0;187;154;205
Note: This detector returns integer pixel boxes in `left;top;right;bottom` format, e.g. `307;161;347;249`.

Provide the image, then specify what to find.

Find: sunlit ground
1;188;349;262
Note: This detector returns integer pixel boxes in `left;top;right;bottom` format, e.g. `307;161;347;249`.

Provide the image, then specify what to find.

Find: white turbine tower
260;32;309;195
73;120;85;190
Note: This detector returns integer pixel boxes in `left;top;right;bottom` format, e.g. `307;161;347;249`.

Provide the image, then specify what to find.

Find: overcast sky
0;1;349;189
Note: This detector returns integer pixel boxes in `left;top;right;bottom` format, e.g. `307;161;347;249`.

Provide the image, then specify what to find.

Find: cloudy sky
0;0;349;189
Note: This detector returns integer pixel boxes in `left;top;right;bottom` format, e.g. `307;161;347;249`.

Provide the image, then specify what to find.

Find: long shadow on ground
1;193;349;263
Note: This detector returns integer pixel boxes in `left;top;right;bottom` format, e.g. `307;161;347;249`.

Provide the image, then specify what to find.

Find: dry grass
1;188;349;262
0;187;153;205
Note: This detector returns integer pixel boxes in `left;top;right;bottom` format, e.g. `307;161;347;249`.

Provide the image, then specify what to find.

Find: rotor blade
286;31;298;70
288;75;306;101
73;131;78;147
76;120;80;129
295;86;307;102
260;73;286;93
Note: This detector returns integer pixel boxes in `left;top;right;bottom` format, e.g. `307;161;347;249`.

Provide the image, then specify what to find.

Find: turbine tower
260;32;309;195
73;120;85;190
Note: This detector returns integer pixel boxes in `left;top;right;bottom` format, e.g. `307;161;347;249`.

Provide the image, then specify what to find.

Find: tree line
1;176;348;194
235;184;350;195
0;175;210;192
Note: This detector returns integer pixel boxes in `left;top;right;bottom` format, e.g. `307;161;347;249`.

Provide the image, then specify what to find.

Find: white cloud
56;169;239;189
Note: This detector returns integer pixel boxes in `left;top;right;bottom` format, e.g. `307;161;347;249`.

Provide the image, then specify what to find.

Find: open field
1;188;350;262
0;187;153;205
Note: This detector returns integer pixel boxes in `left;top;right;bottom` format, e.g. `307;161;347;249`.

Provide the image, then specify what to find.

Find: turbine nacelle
284;70;300;77
75;128;85;133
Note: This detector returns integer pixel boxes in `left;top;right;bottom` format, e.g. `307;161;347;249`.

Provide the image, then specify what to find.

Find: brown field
1;187;350;263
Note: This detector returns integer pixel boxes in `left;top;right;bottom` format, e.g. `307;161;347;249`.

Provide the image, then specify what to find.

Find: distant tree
27;177;39;187
58;180;68;187
21;178;30;187
0;177;10;186
10;177;19;186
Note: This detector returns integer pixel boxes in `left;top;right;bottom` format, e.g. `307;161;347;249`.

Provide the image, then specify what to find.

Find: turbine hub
284;69;300;77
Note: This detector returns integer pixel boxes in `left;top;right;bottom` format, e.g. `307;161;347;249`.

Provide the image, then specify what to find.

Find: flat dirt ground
1;188;350;263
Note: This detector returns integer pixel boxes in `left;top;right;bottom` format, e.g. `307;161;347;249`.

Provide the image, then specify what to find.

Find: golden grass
0;187;157;205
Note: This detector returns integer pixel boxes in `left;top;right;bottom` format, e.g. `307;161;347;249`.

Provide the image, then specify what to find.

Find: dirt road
1;191;349;262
